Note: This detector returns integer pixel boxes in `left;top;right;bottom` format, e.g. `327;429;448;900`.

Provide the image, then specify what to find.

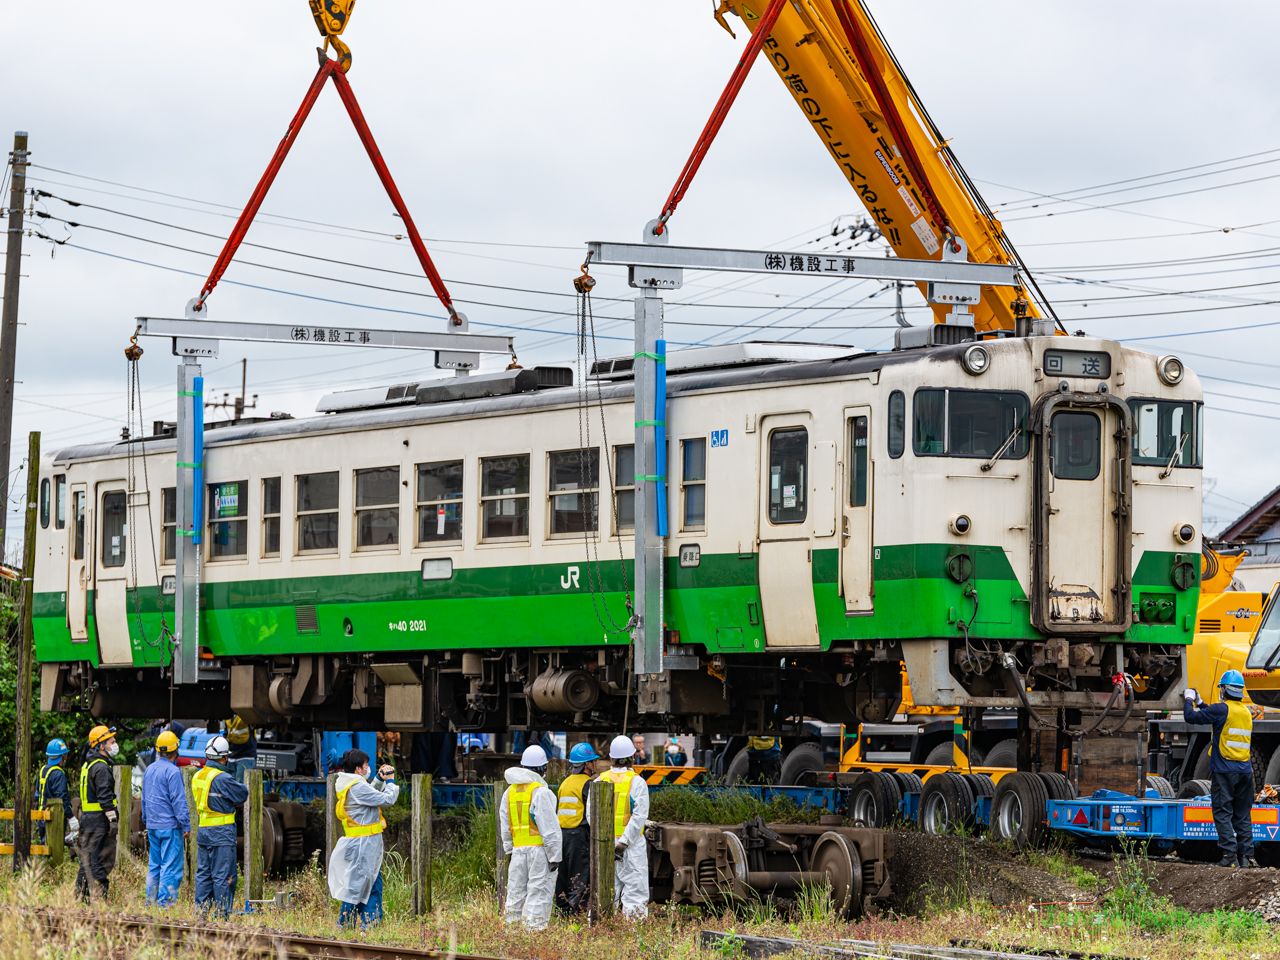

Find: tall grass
648;788;822;825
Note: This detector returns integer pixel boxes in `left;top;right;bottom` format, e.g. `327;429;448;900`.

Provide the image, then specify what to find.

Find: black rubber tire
1145;774;1175;799
923;742;955;767
1036;772;1078;802
1257;843;1280;869
891;771;924;797
919;772;975;835
779;742;826;786
1252;745;1269;793
962;773;997;800
1175;778;1212;800
990;771;1050;849
1176;839;1220;863
1264;745;1280;789
984;739;1018;770
723;747;749;785
848;771;902;828
1192;746;1212;783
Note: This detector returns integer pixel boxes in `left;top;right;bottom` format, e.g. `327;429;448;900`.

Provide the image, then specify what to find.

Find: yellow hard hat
156;730;179;753
227;715;252;745
88;725;117;748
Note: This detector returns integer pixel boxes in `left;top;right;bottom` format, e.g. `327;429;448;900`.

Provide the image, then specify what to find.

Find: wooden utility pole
492;781;507;906
0;134;30;549
11;430;38;871
324;772;338;870
244;769;263;902
589;783;616;921
113;765;133;865
182;766;199;887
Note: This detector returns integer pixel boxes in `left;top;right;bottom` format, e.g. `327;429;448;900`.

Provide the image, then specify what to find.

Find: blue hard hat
1220;669;1246;688
45;738;69;758
569;742;600;764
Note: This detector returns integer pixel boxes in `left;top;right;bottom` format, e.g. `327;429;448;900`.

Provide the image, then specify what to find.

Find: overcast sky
6;1;1280;556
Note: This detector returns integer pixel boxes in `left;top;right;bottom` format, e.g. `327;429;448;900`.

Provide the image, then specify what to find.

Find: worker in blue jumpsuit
193;735;249;916
141;730;189;906
37;739;74;845
1185;669;1256;867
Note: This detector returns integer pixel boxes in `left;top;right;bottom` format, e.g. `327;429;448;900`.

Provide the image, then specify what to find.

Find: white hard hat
205;735;231;759
521;745;548;768
609;735;637;760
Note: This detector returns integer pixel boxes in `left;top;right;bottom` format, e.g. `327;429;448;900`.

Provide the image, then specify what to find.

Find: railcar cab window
682;439;706;530
101;490;126;568
355;467;400;549
887;391;905;459
208;480;248;558
613;446;635;534
481;455;530;540
40;478;49;528
1128;399;1202;468
262;478;281;557
297;472;339;553
912;389;1029;459
768;427;807;524
549;449;599;536
55;475;66;529
162;488;176;563
1050;412;1101;481
417;460;463;543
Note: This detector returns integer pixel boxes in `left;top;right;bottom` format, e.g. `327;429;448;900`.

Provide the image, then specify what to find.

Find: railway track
36;908;506;960
701;931;1125;960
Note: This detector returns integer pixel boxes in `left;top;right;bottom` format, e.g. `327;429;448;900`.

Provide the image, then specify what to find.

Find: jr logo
560;566;580;589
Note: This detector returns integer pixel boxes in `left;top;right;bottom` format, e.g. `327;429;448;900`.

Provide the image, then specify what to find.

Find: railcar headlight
961;344;990;376
949;514;972;536
1157;355;1184;385
1174;523;1196;545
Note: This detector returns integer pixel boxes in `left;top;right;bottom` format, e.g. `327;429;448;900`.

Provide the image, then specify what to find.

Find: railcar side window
682;439;707;530
614;446;635;534
208;480;248;558
162;488;176;563
355;467;400;549
913;389;1029;459
768;428;807;524
263;478;281;557
297;472;340;553
887;391;905;459
101;490;126;568
55;475;66;529
73;491;85;560
1129;399;1200;468
1051;412;1101;481
417;461;463;543
40;479;49;529
850;416;869;507
481;455;530;540
549;449;599;535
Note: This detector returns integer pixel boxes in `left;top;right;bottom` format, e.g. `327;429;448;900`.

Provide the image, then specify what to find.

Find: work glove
1185;687;1198;702
66;817;79;842
105;809;118;826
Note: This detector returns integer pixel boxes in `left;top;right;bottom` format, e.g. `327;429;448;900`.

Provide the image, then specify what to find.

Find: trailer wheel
1192;747;1212;782
990;771;1049;849
890;771;924;797
962;773;997;801
848;772;902;828
1144;775;1174;799
919;772;974;835
724;748;749;785
1264;745;1280;789
924;742;957;767
1175;778;1211;800
779;742;826;785
1037;772;1077;802
1256;843;1280;868
984;739;1018;769
810;831;863;919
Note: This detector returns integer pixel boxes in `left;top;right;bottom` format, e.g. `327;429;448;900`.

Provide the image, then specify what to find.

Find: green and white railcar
32;335;1201;734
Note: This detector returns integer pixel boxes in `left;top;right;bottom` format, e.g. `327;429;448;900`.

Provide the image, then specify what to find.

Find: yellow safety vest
1219;700;1254;763
557;774;590;829
597;769;636;839
747;737;777;752
192;766;236;827
508;782;543;847
336;780;386;838
79;756;109;813
39;762;61;810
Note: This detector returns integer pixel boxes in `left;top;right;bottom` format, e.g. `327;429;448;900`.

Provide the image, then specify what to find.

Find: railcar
32;333;1200;736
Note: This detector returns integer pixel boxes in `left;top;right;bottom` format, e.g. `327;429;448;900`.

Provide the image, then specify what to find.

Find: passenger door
93;483;134;665
757;416;819;647
840;408;874;613
67;485;90;641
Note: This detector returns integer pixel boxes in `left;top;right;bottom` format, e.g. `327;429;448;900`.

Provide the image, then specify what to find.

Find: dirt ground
1088;856;1280;913
889;832;1092;913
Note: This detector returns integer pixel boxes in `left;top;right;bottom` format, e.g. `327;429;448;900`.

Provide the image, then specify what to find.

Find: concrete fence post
411;774;432;915
325;772;338;871
492;780;507;907
589;780;616;921
244;768;264;902
113;765;133;865
182;766;198;889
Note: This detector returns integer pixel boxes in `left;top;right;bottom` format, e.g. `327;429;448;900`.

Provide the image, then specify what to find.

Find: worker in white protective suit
499;745;563;930
587;734;650;919
327;748;399;928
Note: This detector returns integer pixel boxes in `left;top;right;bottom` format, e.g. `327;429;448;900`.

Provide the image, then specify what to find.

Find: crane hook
124;327;144;362
573;252;596;295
